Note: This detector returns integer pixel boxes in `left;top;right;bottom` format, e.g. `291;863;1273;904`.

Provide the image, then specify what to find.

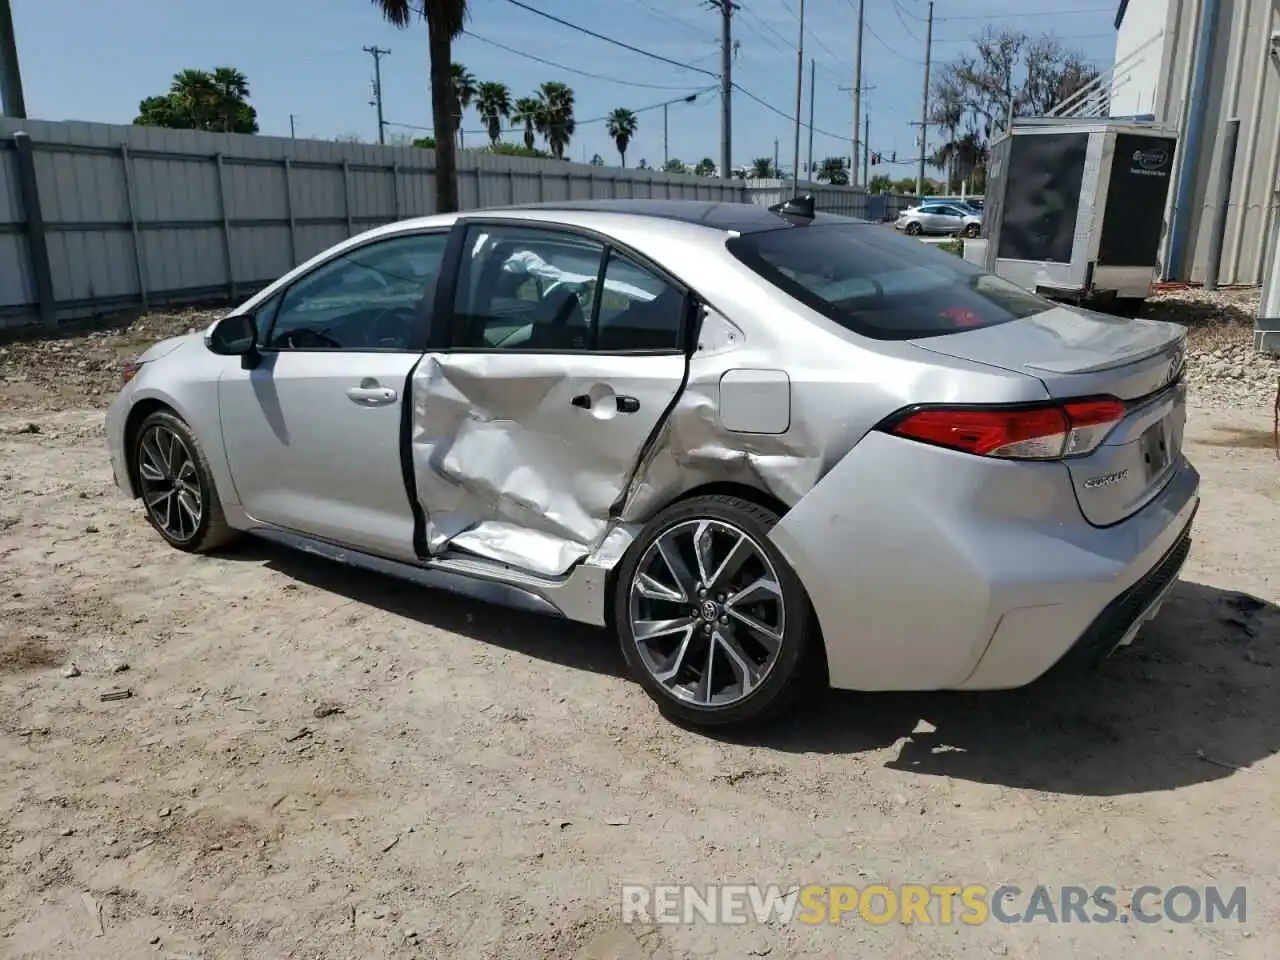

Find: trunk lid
913;305;1188;527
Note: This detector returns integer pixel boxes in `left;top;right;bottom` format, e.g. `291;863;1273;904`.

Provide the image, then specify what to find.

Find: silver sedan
106;198;1199;728
895;202;983;237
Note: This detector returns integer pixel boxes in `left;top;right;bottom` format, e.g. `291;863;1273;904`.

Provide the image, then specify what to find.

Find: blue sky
13;0;1119;174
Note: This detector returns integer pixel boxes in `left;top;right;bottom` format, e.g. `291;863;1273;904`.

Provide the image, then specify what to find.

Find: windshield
727;222;1051;340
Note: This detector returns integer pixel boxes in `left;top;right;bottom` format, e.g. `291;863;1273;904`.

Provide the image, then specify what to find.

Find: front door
218;230;449;562
410;221;690;577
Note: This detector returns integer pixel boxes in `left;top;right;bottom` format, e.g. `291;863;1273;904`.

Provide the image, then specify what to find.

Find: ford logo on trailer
1133;146;1170;170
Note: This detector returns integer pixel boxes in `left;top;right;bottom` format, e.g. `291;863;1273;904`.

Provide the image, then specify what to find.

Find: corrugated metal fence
0;118;912;332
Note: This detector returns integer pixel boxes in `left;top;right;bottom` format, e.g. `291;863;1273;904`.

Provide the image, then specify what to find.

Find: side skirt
248;527;613;626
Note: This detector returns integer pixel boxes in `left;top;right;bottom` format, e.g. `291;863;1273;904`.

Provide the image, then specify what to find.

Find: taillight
880;398;1127;459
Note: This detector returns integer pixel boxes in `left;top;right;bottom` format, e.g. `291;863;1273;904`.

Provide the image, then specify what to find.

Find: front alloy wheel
131;410;237;553
616;495;816;727
137;423;204;543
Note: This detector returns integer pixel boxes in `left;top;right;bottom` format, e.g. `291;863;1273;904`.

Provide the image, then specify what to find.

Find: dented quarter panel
408;208;1053;583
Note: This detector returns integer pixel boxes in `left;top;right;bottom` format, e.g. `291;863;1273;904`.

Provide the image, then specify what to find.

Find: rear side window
726;223;1051;340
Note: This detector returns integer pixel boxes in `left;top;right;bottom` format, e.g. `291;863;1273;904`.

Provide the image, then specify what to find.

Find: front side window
266;232;447;351
452;225;685;352
727;222;1051;340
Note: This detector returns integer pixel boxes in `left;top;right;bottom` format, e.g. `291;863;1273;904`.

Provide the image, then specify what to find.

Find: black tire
131;410;239;553
964;223;980;238
905;221;923;236
613;494;818;728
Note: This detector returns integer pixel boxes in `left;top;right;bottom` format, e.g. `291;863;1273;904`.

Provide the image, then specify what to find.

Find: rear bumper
768;431;1201;691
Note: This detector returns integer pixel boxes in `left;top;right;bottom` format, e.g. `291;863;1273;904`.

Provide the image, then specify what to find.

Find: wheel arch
604;479;827;686
122;397;179;498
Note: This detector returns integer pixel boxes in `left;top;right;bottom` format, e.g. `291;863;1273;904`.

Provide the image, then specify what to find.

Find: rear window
726;222;1051;340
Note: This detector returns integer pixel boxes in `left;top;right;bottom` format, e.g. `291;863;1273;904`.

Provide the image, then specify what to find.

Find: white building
1111;0;1280;285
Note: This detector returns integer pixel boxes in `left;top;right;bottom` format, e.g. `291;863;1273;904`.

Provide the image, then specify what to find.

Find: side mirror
206;313;257;352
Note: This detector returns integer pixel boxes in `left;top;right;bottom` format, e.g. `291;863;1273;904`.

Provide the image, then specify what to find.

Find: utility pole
806;59;815;184
708;0;737;179
773;137;779;179
851;0;864;187
915;2;934;197
289;114;297;139
0;0;26;118
863;114;870;187
791;0;806;197
664;103;669;167
363;45;391;146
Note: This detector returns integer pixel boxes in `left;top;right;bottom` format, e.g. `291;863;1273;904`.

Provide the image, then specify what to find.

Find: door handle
616;395;640;414
346;385;398;406
570;394;592;409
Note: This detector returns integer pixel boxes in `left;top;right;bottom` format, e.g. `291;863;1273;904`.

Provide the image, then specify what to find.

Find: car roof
498;198;870;234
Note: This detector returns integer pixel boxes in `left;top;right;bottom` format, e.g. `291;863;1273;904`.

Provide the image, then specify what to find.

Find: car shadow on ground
729;580;1280;796
228;539;628;679
224;540;1277;797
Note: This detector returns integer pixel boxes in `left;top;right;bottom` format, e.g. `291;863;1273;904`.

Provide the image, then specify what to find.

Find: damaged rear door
411;220;691;577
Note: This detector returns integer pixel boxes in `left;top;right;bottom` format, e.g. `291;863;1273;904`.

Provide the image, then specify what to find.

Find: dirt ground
2;294;1279;959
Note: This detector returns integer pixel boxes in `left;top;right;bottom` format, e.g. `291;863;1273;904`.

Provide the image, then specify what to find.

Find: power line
865;20;925;64
464;30;714;90
892;1;924;41
500;0;718;77
778;0;848;70
730;81;902;161
624;0;712;37
385;84;720;139
937;5;1113;20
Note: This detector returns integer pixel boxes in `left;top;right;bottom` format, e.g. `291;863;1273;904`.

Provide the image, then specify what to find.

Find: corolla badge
1084;469;1129;490
1133;145;1170;170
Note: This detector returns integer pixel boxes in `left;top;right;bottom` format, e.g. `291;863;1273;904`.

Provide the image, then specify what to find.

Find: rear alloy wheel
615;494;816;728
964;223;980;238
905;221;923;236
133;410;237;553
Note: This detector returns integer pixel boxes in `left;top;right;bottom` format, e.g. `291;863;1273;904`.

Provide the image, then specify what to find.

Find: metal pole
916;1;934;197
720;0;733;179
1256;188;1280;353
363;45;390;146
289;114;296;139
664;103;669;167
1205;117;1241;291
0;0;26;118
806;59;815;184
863;114;869;187
792;0;805;196
852;0;864;188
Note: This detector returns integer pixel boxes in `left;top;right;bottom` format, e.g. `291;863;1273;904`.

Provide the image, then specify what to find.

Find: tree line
928;27;1100;194
133;2;1104;211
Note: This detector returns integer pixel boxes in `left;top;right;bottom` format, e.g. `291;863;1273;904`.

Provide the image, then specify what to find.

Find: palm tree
450;63;477;147
369;0;469;214
210;67;250;132
606;108;638;168
170;69;217;129
474;81;511;146
818;156;847;185
511;96;541;151
750;156;774;179
537;81;575;160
